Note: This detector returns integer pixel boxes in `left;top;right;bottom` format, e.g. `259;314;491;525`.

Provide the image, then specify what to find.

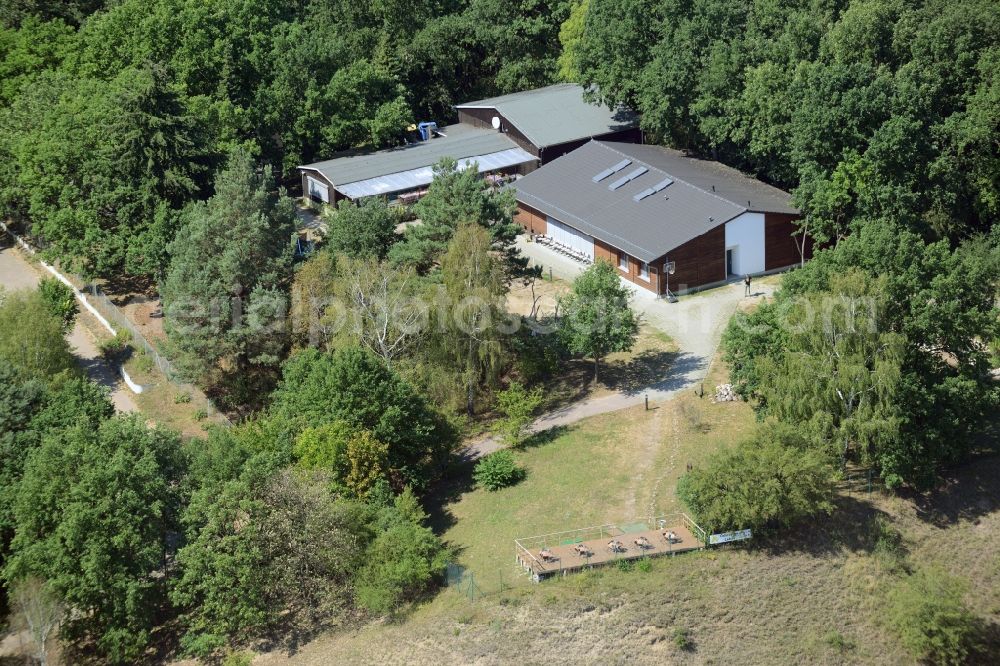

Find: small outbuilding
298;84;641;206
298;123;536;205
511;141;808;296
455;83;640;165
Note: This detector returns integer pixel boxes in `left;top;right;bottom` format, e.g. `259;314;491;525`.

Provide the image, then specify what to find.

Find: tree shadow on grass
540;349;683;411
751;492;896;558
900;453;1000;528
422;456;478;536
599;349;682;394
97;271;156;300
516;424;570;451
972;618;1000;663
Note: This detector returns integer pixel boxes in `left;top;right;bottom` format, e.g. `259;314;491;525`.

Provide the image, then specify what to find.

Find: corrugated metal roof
456;84;637;149
337;147;535;199
298;124;521;188
510;141;798;263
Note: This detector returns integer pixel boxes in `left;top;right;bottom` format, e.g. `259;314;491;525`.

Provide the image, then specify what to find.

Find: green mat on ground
619;522;650;534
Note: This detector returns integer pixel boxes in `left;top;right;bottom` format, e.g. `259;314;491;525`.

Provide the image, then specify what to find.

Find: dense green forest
576;0;999;244
1;0;998;662
1;0;995;280
0;0;573;281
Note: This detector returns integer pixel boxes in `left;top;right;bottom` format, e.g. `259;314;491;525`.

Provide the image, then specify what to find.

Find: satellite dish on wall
491;116;501;130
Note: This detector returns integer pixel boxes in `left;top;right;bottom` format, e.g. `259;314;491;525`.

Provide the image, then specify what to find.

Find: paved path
463;238;775;459
0;244;137;412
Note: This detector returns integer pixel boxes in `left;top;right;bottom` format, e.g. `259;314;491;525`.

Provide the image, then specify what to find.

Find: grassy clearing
121;339;227;438
259;464;1000;666
252;353;1000;665
427;356;757;590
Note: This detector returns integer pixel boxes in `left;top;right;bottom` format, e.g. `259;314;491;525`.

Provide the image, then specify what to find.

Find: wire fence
2;221;229;424
85;285;231;424
842;467;886;497
445;563;525;602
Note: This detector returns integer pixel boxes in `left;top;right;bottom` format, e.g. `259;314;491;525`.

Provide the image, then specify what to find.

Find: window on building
618;251;628;271
639;261;649;280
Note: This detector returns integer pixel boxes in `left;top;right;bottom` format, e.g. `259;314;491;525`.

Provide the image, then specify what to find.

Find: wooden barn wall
457;108;540;164
515;202;547;235
594;238;662;294
666;226;726;291
764;212;808;270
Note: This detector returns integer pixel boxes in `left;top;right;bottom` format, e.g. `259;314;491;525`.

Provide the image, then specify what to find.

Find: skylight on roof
609;166;648;191
592;158;632;183
633;177;674;202
651;178;673;193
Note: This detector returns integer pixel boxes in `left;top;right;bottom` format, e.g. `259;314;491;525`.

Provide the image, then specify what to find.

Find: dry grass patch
257;459;1000;665
506;276;679;407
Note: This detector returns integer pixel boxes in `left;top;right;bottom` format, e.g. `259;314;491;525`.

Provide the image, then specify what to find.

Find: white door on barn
546;217;594;260
306;175;330;203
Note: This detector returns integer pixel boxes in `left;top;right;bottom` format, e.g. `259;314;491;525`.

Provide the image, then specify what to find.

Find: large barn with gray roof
512;141;808;295
297;84;639;205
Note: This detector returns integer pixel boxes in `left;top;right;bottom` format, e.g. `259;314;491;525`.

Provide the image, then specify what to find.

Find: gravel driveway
463;239;776;459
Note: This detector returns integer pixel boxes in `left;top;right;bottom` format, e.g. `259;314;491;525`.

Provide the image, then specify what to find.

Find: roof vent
592;159;632;183
609;166;648;191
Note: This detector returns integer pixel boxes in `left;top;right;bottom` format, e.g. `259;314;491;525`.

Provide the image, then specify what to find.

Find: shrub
356;490;447;614
676;422;835;533
174;391;192;404
672;626;692;650
179;632;227;659
131;352;154;374
823;630;855;652
222;650;255;666
99;330;132;361
511;326;564;383
193;408;208;421
494;382;544;446
473;450;524;491
888;568;979;665
870;515;906;573
37;278;78;332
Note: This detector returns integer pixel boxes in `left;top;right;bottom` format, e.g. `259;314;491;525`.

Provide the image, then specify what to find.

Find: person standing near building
744;274;752;297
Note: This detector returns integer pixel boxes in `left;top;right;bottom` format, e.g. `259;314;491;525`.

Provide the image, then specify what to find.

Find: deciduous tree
0;289;75;382
676;422;836;534
436;223;509;415
272;347;453;488
559;259;639;382
5;415;185;663
321;198;400;260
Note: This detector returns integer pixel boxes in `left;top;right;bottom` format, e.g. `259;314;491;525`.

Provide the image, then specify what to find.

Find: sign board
709;529;752;545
